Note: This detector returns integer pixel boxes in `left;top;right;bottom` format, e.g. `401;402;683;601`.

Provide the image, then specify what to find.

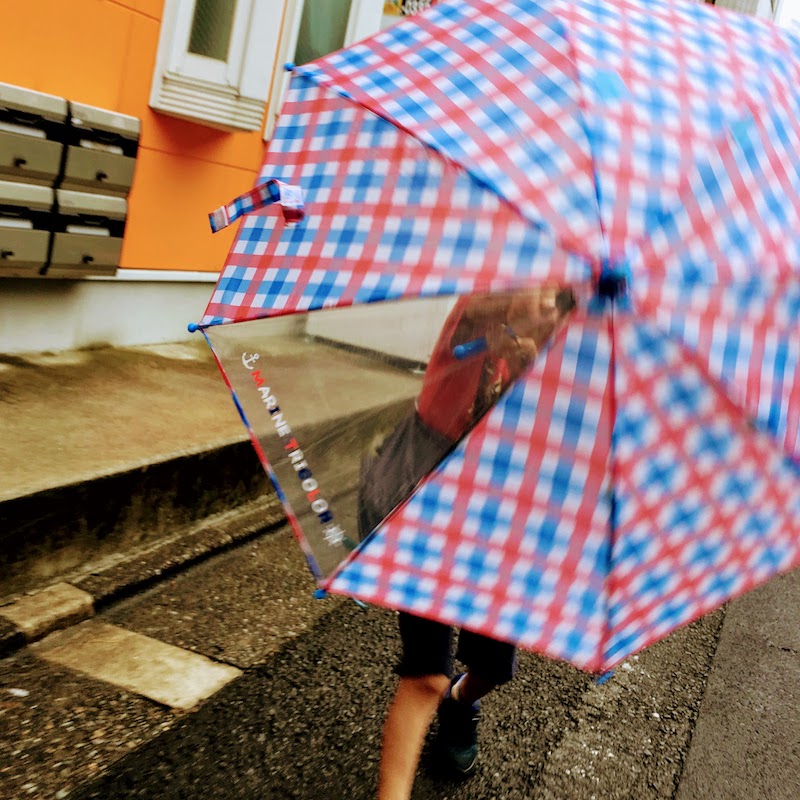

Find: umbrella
195;0;800;673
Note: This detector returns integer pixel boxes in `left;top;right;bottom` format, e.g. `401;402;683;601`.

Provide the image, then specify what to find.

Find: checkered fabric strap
208;180;305;233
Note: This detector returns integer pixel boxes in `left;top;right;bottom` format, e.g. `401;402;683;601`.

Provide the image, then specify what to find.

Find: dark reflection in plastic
205;286;576;579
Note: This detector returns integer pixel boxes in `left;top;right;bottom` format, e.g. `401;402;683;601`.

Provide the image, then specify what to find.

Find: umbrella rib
289;65;599;269
598;308;619;673
548;12;610;275
644;304;800;467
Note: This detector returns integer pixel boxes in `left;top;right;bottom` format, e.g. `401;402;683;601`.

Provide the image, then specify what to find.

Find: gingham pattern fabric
638;278;800;464
631;94;800;285
328;310;800;672
202;79;591;326
200;0;800;671
328;314;616;671
560;0;798;263
209;181;280;234
204;0;799;327
294;0;603;259
607;317;800;667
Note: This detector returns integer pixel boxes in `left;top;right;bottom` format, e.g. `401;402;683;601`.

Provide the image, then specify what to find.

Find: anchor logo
241;352;260;370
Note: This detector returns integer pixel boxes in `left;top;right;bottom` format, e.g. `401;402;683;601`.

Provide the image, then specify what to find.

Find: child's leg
378;613;454;799
450;671;496;705
378;673;450;800
432;630;517;776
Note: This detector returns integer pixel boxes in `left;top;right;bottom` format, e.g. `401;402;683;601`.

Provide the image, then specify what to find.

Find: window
150;0;440;134
188;0;237;62
264;0;443;140
150;0;288;131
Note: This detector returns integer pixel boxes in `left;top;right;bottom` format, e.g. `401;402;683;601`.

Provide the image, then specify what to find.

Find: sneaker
435;675;480;777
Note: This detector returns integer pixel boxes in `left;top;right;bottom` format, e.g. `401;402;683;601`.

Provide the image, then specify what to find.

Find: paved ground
1;526;725;800
1;340;798;800
0;342;242;504
0;337;421;505
676;571;800;800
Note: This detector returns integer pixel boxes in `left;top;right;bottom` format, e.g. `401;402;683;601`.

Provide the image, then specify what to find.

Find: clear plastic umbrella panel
196;0;800;673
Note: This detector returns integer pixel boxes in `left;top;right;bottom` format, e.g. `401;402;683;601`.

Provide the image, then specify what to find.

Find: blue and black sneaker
435;675;480;777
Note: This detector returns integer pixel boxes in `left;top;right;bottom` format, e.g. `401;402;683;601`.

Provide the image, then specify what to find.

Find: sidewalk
0;335;421;648
0;337;797;798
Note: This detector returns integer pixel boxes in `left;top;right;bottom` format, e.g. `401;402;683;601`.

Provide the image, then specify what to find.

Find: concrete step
0;337;422;654
0;439;272;598
0;341;271;600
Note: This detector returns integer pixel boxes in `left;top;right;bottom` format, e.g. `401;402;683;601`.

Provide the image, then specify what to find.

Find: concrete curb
0;438;270;599
0;494;287;659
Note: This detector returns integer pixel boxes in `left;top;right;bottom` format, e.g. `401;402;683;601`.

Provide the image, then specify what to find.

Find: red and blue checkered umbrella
197;0;800;672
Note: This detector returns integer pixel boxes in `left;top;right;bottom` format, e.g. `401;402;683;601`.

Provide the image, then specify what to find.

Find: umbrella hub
589;261;632;314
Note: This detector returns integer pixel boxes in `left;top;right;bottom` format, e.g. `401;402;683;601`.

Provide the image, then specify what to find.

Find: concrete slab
0;582;93;640
0;648;174;800
105;526;345;669
0;337;421;597
676;570;800;800
0;341;241;504
0;337;420;504
32;622;242;711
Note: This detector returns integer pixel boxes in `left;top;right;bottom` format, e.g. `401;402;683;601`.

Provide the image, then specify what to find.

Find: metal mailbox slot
0;180;54;277
49;189;127;277
62;103;140;197
0;83;68;186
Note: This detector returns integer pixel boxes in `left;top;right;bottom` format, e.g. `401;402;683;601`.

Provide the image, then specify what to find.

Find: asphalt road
60;529;724;800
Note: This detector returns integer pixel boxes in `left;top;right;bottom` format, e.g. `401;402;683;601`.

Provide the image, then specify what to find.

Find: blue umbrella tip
313;588;328;600
284;62;296;72
595;670;614;685
187;323;200;333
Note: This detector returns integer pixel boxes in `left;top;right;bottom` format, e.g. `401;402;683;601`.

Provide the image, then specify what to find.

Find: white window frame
172;0;250;85
151;0;288;132
262;0;385;141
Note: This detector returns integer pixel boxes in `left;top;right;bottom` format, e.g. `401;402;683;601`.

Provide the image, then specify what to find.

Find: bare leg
378;673;450;800
451;672;496;706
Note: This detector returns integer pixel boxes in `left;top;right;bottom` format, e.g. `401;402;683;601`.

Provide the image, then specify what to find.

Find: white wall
305;296;456;364
0;272;217;354
0;272;295;355
0;271;447;358
775;0;800;26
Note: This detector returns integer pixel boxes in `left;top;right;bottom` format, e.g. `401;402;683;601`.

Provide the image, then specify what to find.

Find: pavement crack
766;639;798;655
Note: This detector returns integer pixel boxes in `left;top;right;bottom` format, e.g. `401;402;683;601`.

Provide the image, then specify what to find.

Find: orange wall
4;0;270;271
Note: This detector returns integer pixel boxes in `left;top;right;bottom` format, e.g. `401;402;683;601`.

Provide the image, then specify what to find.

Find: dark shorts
396;612;517;686
358;411;517;687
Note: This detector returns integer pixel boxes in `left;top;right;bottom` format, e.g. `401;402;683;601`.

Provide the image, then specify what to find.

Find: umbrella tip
187;323;200;333
313;588;328;600
284;62;295;72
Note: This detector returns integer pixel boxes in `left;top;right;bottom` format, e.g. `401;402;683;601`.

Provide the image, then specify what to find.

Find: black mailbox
48;189;127;277
62;102;140;197
0;83;68;186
